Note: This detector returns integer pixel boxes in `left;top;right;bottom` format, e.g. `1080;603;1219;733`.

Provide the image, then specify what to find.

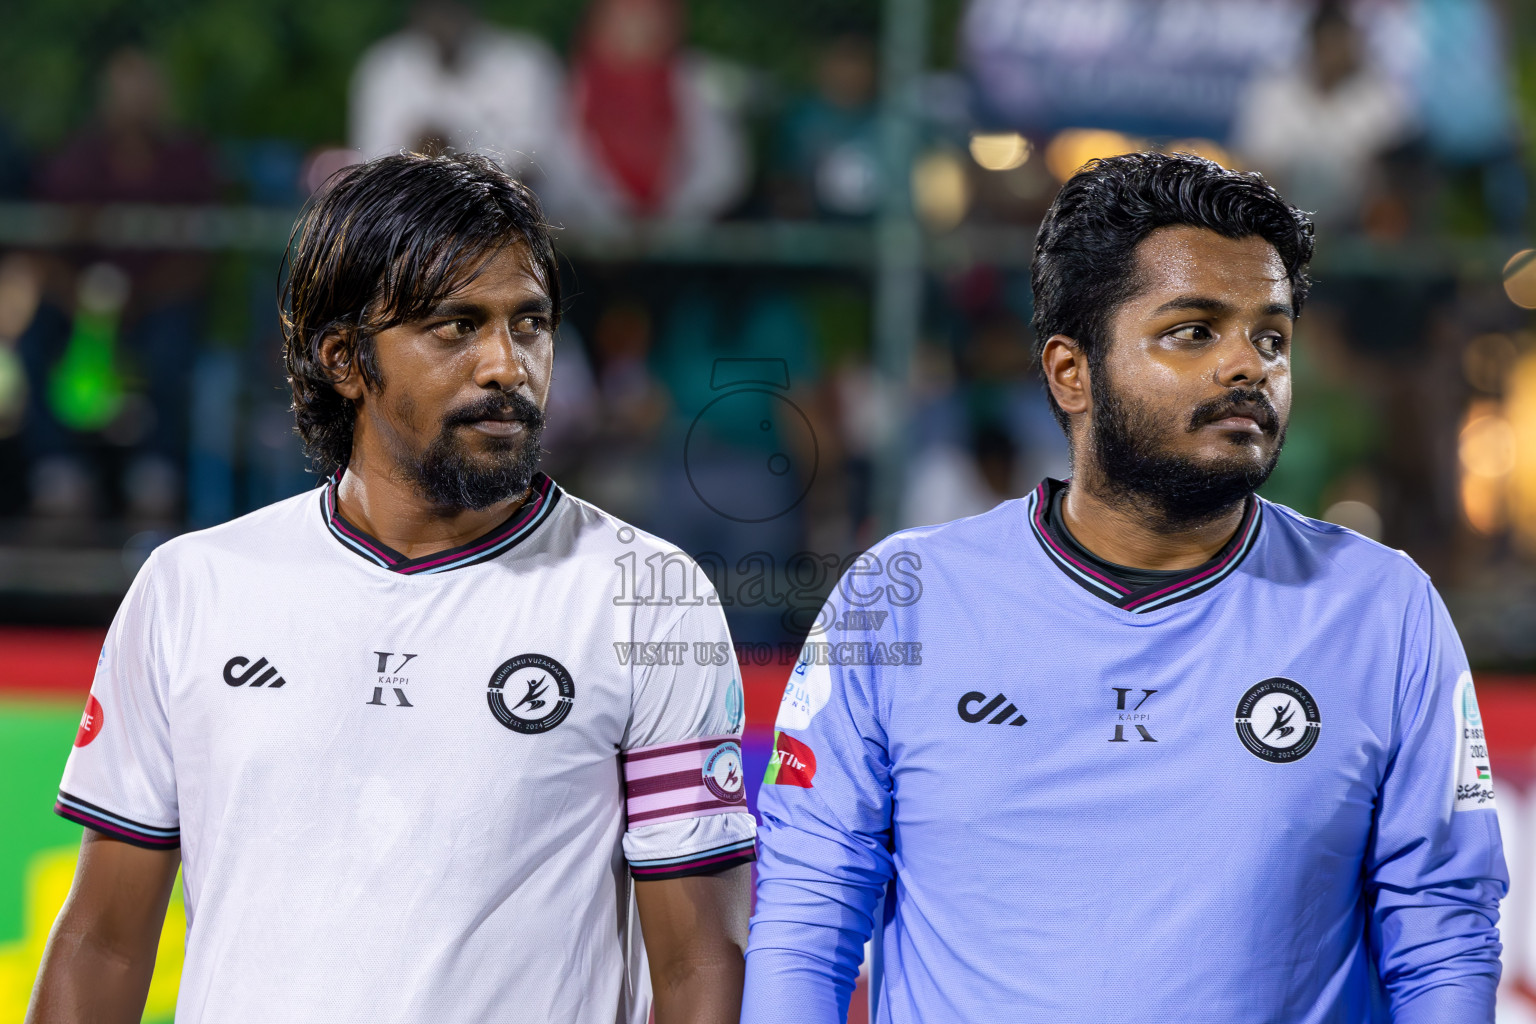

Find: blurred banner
962;0;1421;140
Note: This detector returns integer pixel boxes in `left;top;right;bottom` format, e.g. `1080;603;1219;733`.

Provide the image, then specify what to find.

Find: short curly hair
1031;152;1314;431
280;152;561;476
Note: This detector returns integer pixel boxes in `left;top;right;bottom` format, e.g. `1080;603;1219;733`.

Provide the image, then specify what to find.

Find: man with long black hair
744;153;1506;1022
29;153;754;1024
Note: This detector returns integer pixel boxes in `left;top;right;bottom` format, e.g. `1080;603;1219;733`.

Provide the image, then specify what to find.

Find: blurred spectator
538;326;600;480
350;0;563;175
900;422;1016;530
544;0;749;225
23;47;219;523
1411;0;1525;235
1231;0;1413;229
575;300;670;525
773;34;881;219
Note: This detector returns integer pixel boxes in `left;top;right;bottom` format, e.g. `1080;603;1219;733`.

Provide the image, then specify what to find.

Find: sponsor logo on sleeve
764;730;817;788
775;655;831;731
1453;671;1496;811
1235;678;1320;763
725;676;745;733
74;693;103;747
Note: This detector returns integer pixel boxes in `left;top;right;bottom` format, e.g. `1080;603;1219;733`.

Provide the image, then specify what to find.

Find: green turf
0;701;82;944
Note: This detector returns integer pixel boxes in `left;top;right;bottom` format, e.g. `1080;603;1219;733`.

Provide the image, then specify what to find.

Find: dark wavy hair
1031;152;1315;431
281;152;561;476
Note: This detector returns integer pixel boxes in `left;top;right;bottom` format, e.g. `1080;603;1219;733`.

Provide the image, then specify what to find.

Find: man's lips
1193;399;1275;435
464;417;527;437
1204;415;1265;434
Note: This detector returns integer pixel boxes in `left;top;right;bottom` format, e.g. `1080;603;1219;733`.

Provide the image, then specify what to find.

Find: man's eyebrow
423;295;553;318
1148;295;1235;318
1147;295;1295;320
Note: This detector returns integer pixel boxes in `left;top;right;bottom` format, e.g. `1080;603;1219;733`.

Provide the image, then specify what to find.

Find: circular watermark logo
684;359;818;523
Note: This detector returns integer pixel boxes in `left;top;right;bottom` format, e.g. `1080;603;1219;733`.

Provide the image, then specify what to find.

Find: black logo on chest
224;655;287;689
368;651;416;708
957;691;1027;726
487;653;575;734
1109;688;1158;742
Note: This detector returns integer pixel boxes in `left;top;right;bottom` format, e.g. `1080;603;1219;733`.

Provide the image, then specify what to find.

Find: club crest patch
702;741;746;803
487;654;575;734
1235;678;1320;763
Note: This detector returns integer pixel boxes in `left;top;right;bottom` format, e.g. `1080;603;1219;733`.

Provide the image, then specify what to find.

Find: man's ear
1040;334;1091;418
318;329;366;402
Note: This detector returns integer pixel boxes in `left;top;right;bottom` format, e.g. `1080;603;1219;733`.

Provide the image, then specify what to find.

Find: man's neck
333;453;530;561
1060;472;1248;572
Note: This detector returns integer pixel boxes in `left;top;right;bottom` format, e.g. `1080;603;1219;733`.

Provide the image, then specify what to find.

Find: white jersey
56;474;755;1023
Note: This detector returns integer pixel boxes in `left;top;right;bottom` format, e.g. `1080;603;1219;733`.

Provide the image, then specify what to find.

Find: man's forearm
26;919;159;1024
651;952;746;1024
26;834;178;1024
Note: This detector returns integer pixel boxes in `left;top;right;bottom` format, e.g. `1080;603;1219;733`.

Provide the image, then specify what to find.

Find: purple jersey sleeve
744;561;898;1023
1368;579;1506;1022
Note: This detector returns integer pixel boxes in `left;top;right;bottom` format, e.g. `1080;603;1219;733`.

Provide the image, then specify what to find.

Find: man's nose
474;325;530;391
1216;331;1267;389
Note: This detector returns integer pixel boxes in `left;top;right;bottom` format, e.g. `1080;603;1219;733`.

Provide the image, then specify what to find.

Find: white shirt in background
1232;68;1413;226
349;27;564;174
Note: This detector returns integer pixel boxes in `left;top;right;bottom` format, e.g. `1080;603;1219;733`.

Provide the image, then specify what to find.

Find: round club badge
1235;678;1320;763
702;741;746;803
488;654;575;734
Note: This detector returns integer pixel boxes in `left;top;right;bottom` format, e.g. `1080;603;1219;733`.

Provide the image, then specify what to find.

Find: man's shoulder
874;497;1025;562
541;490;712;586
147;489;321;577
541;491;727;632
1258;499;1428;593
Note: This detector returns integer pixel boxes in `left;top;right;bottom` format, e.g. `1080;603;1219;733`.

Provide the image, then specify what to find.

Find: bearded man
30;153;753;1024
743;152;1506;1024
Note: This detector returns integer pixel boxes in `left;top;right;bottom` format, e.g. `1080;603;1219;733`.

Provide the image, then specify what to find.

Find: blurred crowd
0;0;1531;633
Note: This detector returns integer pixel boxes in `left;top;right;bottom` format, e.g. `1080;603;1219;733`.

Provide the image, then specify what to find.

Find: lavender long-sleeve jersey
745;483;1506;1024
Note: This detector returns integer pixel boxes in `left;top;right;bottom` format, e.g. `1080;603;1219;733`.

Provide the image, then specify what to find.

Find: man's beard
407;390;546;512
1088;371;1285;531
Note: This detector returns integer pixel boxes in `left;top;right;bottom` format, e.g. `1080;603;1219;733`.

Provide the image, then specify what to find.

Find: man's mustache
1187;389;1278;434
443;391;546;430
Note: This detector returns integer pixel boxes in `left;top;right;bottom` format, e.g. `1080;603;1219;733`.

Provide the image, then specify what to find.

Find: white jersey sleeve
620;597;756;880
55;552;180;849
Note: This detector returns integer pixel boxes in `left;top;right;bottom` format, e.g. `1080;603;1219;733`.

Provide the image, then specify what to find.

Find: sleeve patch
623;736;746;827
74;693;104;747
775;657;831;731
1453;672;1496;812
764;730;817;787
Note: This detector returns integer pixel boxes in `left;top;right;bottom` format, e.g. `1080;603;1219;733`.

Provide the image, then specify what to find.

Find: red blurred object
742;662;788;734
0;627;105;698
